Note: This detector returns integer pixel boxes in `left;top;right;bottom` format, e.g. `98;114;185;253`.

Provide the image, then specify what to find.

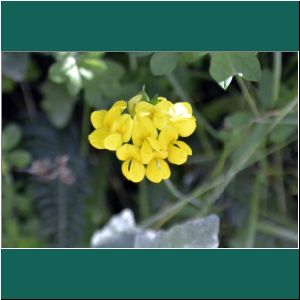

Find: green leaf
49;54;82;95
2;53;29;82
150;52;179;75
209;52;261;90
2;124;22;151
41;81;77;128
7;150;31;168
270;124;297;144
181;52;208;63
82;59;125;105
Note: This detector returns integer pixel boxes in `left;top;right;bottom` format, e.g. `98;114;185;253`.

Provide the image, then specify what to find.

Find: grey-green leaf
135;215;220;248
209;52;261;90
270;124;297;144
181;52;208;63
2;124;22;151
150;52;179;75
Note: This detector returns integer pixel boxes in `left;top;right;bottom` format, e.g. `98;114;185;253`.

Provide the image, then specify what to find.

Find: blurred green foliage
1;51;298;248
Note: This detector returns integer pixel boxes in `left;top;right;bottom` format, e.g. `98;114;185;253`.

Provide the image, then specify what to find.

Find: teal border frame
1;1;299;299
1;249;299;299
1;1;299;51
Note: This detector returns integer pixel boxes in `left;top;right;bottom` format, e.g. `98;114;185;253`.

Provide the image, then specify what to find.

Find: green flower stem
256;220;298;243
244;174;264;247
80;100;91;157
138;180;150;220
272;52;282;105
236;77;260;117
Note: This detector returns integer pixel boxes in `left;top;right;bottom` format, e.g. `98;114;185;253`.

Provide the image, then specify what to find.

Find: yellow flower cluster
88;95;196;183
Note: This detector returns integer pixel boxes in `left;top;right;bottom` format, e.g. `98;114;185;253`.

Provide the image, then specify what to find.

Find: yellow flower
131;115;158;147
159;126;192;165
116;144;145;183
89;101;133;151
134;98;196;137
139;137;170;183
88;93;196;184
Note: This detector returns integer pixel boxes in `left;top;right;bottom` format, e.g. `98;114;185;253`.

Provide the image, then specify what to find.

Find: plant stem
236;77;260;117
166;72;189;100
80;101;91;157
256;221;298;243
244;174;264;247
272;52;282;105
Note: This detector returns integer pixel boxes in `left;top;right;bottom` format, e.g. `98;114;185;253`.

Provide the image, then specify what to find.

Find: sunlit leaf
209;52;261;90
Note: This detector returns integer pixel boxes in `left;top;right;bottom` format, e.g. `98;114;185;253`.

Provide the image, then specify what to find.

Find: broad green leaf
2;53;29;82
2;124;22;151
7;150;31;168
181;52;208;63
150;52;179;75
209;52;261;90
41;81;77;128
270;124;297;144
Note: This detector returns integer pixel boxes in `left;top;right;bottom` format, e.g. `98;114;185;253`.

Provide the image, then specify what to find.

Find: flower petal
173;140;192;156
146;159;162;183
141;140;154;164
174;118;196;137
104;133;123;151
132;116;158;146
88;128;110;149
129;159;145;183
117;144;141;161
158;159;171;180
116;114;133;142
135;101;154;117
158;126;179;150
122;159;145;183
91;110;107;129
104;101;127;128
168;144;188;165
173;102;193;117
